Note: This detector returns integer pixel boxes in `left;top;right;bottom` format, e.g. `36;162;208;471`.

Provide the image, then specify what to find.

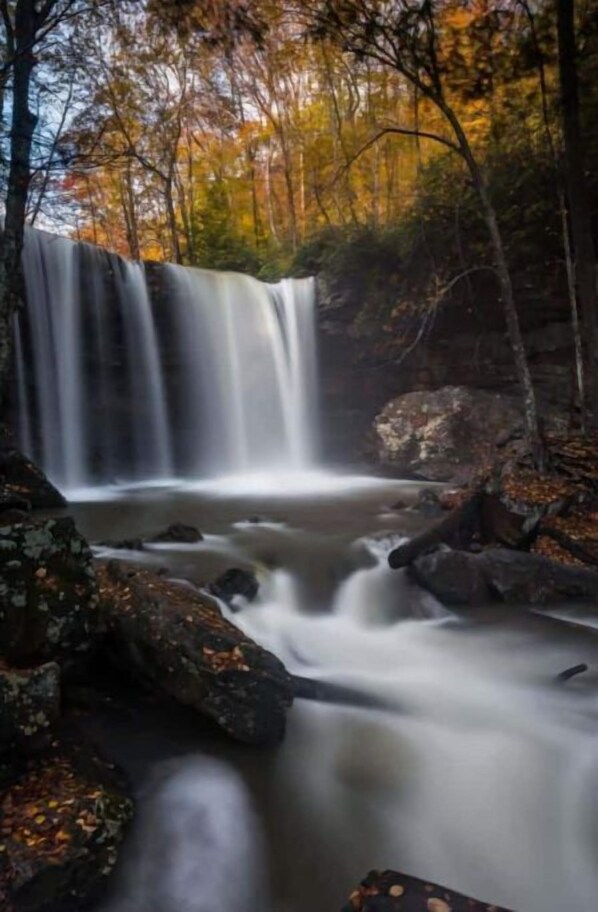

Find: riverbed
67;472;598;912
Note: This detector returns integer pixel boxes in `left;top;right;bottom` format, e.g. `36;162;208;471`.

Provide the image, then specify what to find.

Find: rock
0;450;66;510
97;537;145;552
98;524;203;552
96;561;293;745
208;567;259;607
0;662;61;761
342;869;513;911
148;523;203;544
412;488;444;518
0;740;133;912
0;518;97;667
372;386;523;484
410;548;491;605
411;547;598;606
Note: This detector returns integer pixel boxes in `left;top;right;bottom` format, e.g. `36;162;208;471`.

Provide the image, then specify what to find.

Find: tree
304;0;545;463
0;0;105;416
556;0;598;424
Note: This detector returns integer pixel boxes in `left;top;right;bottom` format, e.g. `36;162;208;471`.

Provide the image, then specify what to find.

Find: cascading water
16;229;318;491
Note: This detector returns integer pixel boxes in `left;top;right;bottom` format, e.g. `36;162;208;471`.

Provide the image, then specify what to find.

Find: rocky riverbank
0;451;295;911
388;431;598;609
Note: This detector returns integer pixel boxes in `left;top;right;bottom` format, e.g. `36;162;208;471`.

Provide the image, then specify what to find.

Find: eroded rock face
0;450;66;511
0;518;97;667
342;869;513;912
96;561;293;745
0;741;133;912
411;547;598;606
0;663;61;760
373;386;522;483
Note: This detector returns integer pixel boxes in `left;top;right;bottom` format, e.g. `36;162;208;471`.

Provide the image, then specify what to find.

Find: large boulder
0;662;61;761
0;518;97;667
0;740;132;912
342;869;513;912
372;387;522;483
0;450;65;511
411;547;598;606
96;561;293;745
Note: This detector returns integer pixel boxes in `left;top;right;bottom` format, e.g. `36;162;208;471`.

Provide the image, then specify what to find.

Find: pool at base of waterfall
62;473;598;912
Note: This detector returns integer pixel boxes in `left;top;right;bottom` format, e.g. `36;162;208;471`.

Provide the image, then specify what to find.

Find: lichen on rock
0;518;97;668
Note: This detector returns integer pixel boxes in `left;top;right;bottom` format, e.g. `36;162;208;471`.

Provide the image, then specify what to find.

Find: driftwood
556;663;589;683
388;494;482;569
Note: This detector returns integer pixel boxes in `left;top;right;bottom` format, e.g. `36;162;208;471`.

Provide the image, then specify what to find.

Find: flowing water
65;478;598;912
17;231;598;912
18;229;317;490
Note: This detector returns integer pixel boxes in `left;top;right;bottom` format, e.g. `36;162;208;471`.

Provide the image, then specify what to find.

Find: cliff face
316;269;575;463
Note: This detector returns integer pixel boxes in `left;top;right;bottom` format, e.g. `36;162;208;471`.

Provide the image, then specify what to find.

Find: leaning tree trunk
443;104;544;466
557;0;598;425
0;0;38;419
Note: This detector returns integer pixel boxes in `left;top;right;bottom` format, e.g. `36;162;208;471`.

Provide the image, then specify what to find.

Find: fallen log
388;494;482;569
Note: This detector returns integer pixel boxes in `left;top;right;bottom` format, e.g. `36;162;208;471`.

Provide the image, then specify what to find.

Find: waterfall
16;229;318;491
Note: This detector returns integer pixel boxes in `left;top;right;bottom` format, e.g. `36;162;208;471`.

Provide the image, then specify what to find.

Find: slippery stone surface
342;869;513;912
0;451;66;511
0;663;60;759
372;386;522;483
96;561;293;745
0;740;132;912
0;518;97;667
411;547;598;606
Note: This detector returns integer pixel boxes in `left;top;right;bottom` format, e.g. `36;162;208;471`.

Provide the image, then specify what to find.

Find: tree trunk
0;0;38;419
557;0;598;423
442;103;544;465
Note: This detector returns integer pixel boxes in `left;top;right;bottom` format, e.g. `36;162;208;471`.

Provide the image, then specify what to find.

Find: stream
63;471;598;912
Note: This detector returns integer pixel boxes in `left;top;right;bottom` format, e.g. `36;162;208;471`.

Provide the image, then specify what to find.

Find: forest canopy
1;0;593;278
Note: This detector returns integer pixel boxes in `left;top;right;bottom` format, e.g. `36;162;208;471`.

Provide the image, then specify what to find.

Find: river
59;471;598;912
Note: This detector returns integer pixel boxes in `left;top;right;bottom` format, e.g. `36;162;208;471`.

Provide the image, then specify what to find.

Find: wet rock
0;662;61;760
0;450;66;510
411;547;598;606
410;548;490;605
342;869;513;912
96;561;293;745
412;488;444;518
97;537;145;552
0;740;133;912
208;567;259;608
372;386;523;484
148;523;203;544
0;518;97;667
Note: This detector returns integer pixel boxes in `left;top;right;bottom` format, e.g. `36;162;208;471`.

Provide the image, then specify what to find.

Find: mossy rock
0;519;97;667
96;560;293;745
0;739;133;912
